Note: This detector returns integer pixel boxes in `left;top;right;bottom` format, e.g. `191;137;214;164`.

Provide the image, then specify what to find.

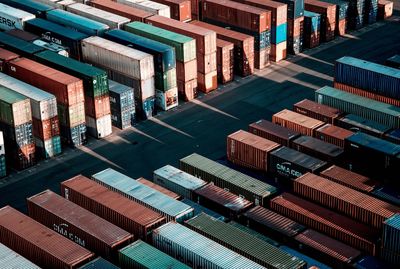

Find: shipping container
34;135;62;159
279;246;332;269
0;242;40;269
137;177;181;200
270;41;287;62
92;168;194;222
84;95;111;119
0;48;19;73
353;255;394;269
78;257;120;269
380;247;400;266
275;0;305;19
273;109;326;136
0;0;54;17
153;165;207;200
227;130;281;171
150;0;191;21
0;132;5;178
268;146;328;182
315;86;400;129
287;16;304;54
0;120;33;148
86;114;112;139
186;213;307;269
345;0;366;29
32;39;69;57
88;0;153;22
229;221;280;248
0;3;35;31
321;0;348;35
314;124;353;148
305;0;336;42
181;198;226;221
303;11;321;48
155;87;178;111
27;190;133;261
117;0;171;18
0;206;94;269
293;99;343;124
216;39;234;83
32;116;60;141
385;55;400;69
118;240;190;269
56;0;76;10
152;222;267;269
0;32;44;57
377;0;393;20
108;80;135;129
61;175;166;240
384;129;400;144
271;192;378;255
6;29;39;42
293;172;400;229
3;141;36;170
382;213;400;252
335;114;392;138
180;153;278;206
0;86;32;127
177;78;198;101
294;229;361;267
364;0;378;24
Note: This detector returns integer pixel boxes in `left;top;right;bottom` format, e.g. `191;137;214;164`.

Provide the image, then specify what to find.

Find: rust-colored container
305;0;336;42
177;79;197;101
193;183;253;219
6;57;84;106
271;192;378;255
8;142;36;171
333;81;400;107
152;0;191;21
293;99;343;124
201;0;271;33
293;173;400;229
89;0;153;22
288;17;304;38
304;31;320;49
61;175;166;241
240;0;287;26
191;0;199;18
0;206;94;269
216;39;234;84
248;119;301;147
378;0;393;20
272;109;326;136
0;48;19;72
27;190;133;261
190;20;254;77
85;95;111;119
197;71;218;93
32;116;60;141
270;41;287;62
320;165;380;193
254;48;270;69
336;18;346;36
241;205;306;243
314;124;353;148
294;229;362;266
176;59;197;82
227;130;281;171
197;52;217;74
137;177;181;200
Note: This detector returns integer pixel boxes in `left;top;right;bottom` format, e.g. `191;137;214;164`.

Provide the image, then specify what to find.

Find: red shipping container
61;175;166;240
319;165;380;193
270;42;287;62
304;31;320;49
176;59;197;82
305;0;336;42
8;142;36;171
293;173;400;229
227;130;281;171
378;0;393;20
0;48;19;72
6;57;84;106
197;52;217;74
0;206;94;269
32;116;60;141
197;71;217;93
248;119;301;146
272;109;326;136
333;82;400;107
190;20;254;77
271;193;378;255
152;0;191;21
201;0;271;33
293;99;343;124
336;18;346;36
288;16;304;38
314;124;353;148
85;95;111;119
254;48;270;69
27;190;133;260
238;0;287;26
177;79;198;101
216;39;234;84
137;177;181;200
89;0;153;22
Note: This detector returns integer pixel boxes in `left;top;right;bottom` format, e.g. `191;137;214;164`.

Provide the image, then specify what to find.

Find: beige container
272;109;325;136
117;0;171;17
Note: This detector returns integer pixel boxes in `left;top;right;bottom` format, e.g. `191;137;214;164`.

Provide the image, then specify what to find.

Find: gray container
0;242;40;269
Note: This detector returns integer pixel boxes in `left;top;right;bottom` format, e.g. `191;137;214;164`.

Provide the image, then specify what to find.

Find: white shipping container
108;70;155;101
0;73;58;121
0;242;40;269
117;0;171;18
86;114;112;139
56;0;77;10
66;3;130;29
0;131;4;155
81;36;154;80
153;165;207;199
156;88;178;111
0;3;35;31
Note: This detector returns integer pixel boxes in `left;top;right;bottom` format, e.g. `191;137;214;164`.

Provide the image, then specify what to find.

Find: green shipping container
119;240;190;269
155;69;177;91
34;50;109;98
125;22;196;63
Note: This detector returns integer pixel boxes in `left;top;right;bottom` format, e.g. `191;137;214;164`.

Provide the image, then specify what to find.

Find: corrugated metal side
0;242;41;269
314;124;353;148
137;177;181;200
382;213;400;252
78;257;120;269
293;99;343;124
272;109;325;136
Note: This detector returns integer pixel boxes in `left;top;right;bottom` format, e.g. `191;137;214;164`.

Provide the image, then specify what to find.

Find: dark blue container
78;257;120;269
135;97;155;120
0;155;6;178
385;55;400;69
384;129;400;144
382;214;400;253
372;186;400;207
111;107;135;129
24;18;88;60
335;114;392;138
354;255;394;269
45;9;109;36
109;80;135;129
271;23;287;44
0;0;54;17
0;122;33;147
345;0;365;29
0;32;44;57
60;123;87;148
275;0;305;19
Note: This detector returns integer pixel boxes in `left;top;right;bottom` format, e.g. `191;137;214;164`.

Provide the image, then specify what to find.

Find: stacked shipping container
116;0;171;18
216;39;235;83
108;80;135;129
89;0;154;22
0;3;35;31
248;119;301;146
0;132;5;178
272;109;326;136
381;214;400;265
377;0;393;20
303;11;321;48
150;0;191;21
305;0;336;42
0;242;40;268
321;0;349;35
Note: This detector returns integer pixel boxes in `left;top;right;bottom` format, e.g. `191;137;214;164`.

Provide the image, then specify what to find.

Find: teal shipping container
271;23;288;44
0;0;54;17
0;32;44;57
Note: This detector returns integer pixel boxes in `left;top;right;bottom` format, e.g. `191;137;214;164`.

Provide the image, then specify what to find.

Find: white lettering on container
276;163;302;178
53;223;86;247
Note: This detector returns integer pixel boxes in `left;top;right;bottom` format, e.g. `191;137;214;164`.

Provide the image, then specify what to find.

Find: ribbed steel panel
372;186;400;207
0;32;44;57
293;99;342;124
275;0;305;18
279;246;332;269
137;177;181;199
0;242;41;269
0;86;32;127
272;109;325;136
228;221;280;247
117;0;171;17
179;153;277;206
0;0;53;17
92;168;194;222
0;3;35;31
181;198;226;221
153;222;267;269
88;0;153;22
382;214;400;252
336;114;391;138
314;124;353;148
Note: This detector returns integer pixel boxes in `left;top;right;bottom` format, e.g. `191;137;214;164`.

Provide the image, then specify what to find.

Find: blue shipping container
304;11;321;33
136;97;155;120
275;0;305;19
0;0;54;17
382;214;400;252
372;187;400;207
271;23;287;44
364;0;378;24
354;255;394;269
45;9;109;36
321;0;349;20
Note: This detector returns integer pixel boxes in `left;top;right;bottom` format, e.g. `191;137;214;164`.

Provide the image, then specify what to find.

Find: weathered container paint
0;32;44;57
0;0;54;18
137;177;181;200
109;80;135;129
88;0;153;22
150;0;191;21
248;119;301;146
86;114;112;139
305;0;336;42
78;257;120;269
0;3;35;31
155;88;178;111
0;48;19;72
275;0;305;19
314;124;353;148
273;109;326;136
335;113;392;138
216;38;234;83
303;11;321;48
294;99;343;124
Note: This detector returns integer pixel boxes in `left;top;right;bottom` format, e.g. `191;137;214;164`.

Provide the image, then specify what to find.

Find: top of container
228;130;281;152
108;80;134;95
339;114;392;134
0;32;44;56
89;0;153;18
119;240;190;269
270;146;328;170
273;109;325;129
216;38;234;49
0;48;19;61
292;136;344;157
279;246;332;269
304;0;336;8
146;15;216;36
316;124;353;139
6;29;39;42
67;3;131;24
294;99;341;118
249;119;301;140
137;178;181;200
346;132;400;156
181;198;226;221
0;85;30;105
387;55;400;64
304;10;321;17
203;0;270;16
190;20;254;41
154;165;207;191
383;213;400;229
26;18;89;40
0;3;36;19
336;56;400;79
228;221;280;247
1;0;54;15
0;242;40;269
320;0;349;7
78;257;120;269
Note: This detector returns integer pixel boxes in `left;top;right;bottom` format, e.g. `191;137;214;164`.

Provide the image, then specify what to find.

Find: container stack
0;73;61;159
321;0;349;35
0;132;6;178
5;57;87;147
303;11;321;48
305;0;336;42
124;22;197;101
346;0;366;29
108;80;135;129
381;214;400;266
272;109;326;136
216;39;234;84
88;0;154;22
200;0;271;69
150;0;192;21
116;0;171;18
377;0;393;20
364;0;378;24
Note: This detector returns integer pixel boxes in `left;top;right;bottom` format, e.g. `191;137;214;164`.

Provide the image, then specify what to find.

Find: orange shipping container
177;79;197;101
270;42;287;62
137;177;181;200
254;48;270;69
0;206;94;269
197;52;217;74
272;109;325;136
314;124;353;148
89;0;153;22
293;99;343;124
176;59;197;82
378;0;393;20
227;130;281;171
32;116;60;141
304;0;336;42
216;39;234;84
152;0;191;21
85;95;111;119
197;71;218;93
336;18;346;36
0;48;19;72
239;0;287;26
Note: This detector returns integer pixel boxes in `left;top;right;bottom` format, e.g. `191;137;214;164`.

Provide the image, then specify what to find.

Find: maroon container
137;177;181;200
197;52;217;74
177;79;198;101
293;173;400;229
32;116;60;141
238;0;287;27
89;0;153;22
248;119;301;147
152;0;191;21
305;0;336;42
197;71;218;93
27;190;133;260
314;124;353;148
193;183;253;219
0;48;19;73
216;39;234;84
319;165;380;193
85;95;111;119
293;99;343;124
0;206;94;269
60;175;166;241
271;192;378;255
